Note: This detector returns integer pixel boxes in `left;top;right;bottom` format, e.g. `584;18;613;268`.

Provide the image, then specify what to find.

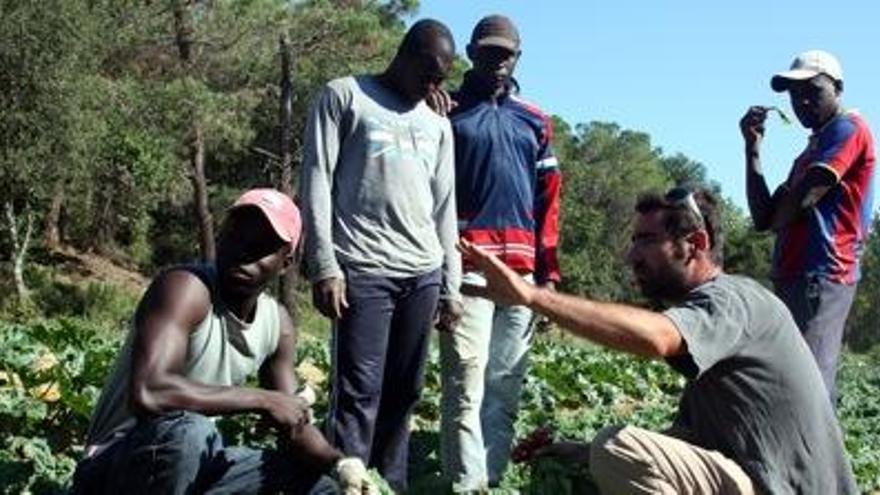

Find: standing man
740;50;875;404
71;189;375;494
436;14;562;491
460;187;857;494
299;19;463;492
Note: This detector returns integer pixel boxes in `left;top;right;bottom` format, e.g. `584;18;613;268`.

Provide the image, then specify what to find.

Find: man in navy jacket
435;15;562;491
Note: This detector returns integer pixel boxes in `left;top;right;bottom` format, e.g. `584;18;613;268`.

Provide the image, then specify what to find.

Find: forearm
301;173;342;283
768;168;834;231
285;424;343;471
133;373;281;417
768;185;800;230
434;126;461;302
529;289;681;358
437;206;462;302
745;146;775;231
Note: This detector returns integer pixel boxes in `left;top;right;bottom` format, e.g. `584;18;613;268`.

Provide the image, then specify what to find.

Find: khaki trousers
589;426;756;495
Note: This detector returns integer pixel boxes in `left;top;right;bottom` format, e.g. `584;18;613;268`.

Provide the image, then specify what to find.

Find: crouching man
461;187;857;494
71;189;375;494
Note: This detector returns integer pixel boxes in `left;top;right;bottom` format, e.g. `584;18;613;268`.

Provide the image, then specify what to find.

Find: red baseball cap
231;188;301;247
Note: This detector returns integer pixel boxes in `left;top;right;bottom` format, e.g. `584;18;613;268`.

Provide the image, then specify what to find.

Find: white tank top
84;264;281;455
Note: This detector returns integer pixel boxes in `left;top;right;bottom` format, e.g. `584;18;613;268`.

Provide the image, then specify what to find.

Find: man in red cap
740;50;876;406
71;189;375;494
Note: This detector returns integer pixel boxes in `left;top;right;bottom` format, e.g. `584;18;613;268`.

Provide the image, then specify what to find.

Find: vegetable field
2;317;878;494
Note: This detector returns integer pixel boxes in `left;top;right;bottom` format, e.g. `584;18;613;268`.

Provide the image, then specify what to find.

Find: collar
811;108;854;137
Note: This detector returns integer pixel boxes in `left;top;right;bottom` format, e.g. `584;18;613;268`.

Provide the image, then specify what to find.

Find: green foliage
838;350;880;490
0;318;122;494
1;0;412;272
1;312;878;493
847;216;880;351
553;118;778;302
720;199;774;282
556;121;671;300
0;262;140;326
3;0;880;491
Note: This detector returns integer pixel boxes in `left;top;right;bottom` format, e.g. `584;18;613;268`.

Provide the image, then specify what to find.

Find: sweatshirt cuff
308;260;344;284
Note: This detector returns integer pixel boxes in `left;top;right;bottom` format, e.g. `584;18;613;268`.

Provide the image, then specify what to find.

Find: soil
45;247;149;295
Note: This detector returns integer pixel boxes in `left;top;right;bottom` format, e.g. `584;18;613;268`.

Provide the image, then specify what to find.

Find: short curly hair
634;187;724;265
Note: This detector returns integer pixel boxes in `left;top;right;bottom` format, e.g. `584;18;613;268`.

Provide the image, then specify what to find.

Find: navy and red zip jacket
450;72;562;284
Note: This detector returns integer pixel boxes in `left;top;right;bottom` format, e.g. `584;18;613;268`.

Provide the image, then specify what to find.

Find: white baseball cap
771;50;843;92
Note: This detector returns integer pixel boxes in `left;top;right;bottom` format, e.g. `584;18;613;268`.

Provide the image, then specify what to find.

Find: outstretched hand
457;239;537;307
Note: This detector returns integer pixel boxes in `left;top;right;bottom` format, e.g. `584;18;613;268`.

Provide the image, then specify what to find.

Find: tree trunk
277;34;298;315
5;201;33;300
174;0;215;261
44;180;64;251
189;124;215;261
172;0;194;63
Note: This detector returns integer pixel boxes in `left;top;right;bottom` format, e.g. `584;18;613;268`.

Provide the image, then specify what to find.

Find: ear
280;248;295;273
466;43;477;63
686;229;711;256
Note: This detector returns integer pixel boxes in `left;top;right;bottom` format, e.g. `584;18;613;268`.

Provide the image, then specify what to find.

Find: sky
409;1;880;210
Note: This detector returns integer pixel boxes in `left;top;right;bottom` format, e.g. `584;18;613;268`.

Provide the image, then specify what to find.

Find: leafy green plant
2;317;878;493
0;318;121;494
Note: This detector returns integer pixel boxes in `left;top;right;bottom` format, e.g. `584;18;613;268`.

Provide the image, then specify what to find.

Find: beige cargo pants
589;425;756;495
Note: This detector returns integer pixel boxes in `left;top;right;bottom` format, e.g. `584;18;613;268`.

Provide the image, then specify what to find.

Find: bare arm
259;304;343;470
129;270;307;429
460;241;684;359
529;289;684;358
741;106;776;231
766;167;835;231
741;106;836;231
745;145;777;231
259;304;298;394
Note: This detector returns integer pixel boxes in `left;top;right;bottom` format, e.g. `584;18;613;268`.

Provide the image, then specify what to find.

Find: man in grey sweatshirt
299;19;462;492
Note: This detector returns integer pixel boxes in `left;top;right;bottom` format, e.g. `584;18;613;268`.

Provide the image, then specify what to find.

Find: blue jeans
71;412;335;494
774;274;857;406
439;272;534;491
327;268;441;492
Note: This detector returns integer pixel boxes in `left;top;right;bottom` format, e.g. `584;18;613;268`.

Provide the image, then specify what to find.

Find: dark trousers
71;412;335;494
327;268;441;492
775;274;857;406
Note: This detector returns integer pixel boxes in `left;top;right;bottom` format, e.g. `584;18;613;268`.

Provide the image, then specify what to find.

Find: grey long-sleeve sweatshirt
300;75;461;301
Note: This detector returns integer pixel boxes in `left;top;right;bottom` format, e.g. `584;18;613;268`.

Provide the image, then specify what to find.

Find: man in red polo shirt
740;50;876;405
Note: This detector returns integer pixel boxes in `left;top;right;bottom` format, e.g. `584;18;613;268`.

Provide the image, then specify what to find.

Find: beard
632;257;690;302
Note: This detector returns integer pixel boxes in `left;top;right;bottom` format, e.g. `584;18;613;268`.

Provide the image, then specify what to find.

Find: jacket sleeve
299;82;346;284
433;119;462;302
534;118;562;284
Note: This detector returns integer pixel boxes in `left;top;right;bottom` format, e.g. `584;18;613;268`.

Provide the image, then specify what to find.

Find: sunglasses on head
665;187;705;228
